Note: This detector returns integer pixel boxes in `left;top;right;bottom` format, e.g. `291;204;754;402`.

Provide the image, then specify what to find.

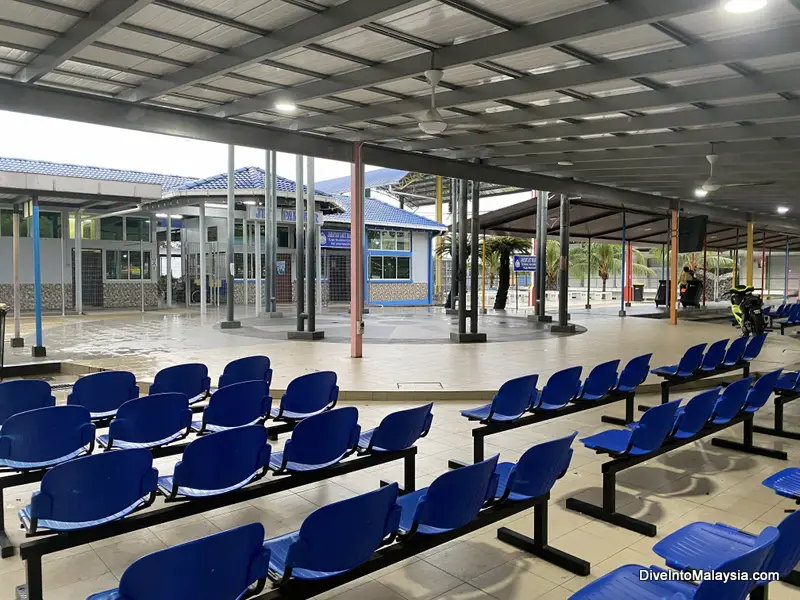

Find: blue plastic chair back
744;369;781;412
580;360;620;399
67;371;138;417
279;371;338;417
491;375;539;418
504;433;577;500
150;364;210;401
766;511;800;578
0;380;55;426
693;526;779;600
219;355;272;390
283;407;359;467
0;406;94;467
674;388;720;436
411;455;499;533
616;354;652;392
700;340;728;371
628;400;682;453
743;333;767;361
677;343;706;375
713;377;754;421
287;484;400;576
109;393;191;446
173;426;271;493
368;403;433;452
111;523;270;600
30;448;157;526
202;381;271;429
536;366;582;410
723;336;748;365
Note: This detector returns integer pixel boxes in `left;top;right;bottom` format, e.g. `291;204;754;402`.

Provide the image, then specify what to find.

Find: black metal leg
753;397;800;440
711;417;788;460
473;434;485;464
497;500;591;576
661;381;669;405
749;585;768;600
448;459;469;470
601;393;635;426
744;363;750;377
403;452;415;494
0;486;14;559
17;554;42;600
782;569;800;587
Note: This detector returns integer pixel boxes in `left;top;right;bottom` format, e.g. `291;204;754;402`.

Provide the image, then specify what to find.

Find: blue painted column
619;212;626;317
31;197;46;357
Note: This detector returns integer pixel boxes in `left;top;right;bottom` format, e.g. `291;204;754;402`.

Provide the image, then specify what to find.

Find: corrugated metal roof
327;195;446;232
315;167;409;195
0;156;197;191
172;165;332;196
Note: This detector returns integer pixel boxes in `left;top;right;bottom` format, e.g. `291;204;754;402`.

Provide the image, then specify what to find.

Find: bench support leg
447;459;468;470
753;398;800;441
638;381;668;412
565;471;657;537
380;453;417;496
0;486;15;559
497;500;590;576
782;569;800;588
601;393;635;426
16;554;42;600
749;586;768;600
711;417;788;460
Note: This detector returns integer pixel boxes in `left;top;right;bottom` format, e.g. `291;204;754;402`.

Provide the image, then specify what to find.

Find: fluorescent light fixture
275;102;297;112
557;161;574;166
778;206;790;214
244;200;257;205
205;203;228;209
694;188;709;198
724;0;766;12
155;213;167;218
169;215;182;219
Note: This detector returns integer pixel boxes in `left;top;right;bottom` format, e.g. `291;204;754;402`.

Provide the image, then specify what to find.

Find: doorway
72;249;103;308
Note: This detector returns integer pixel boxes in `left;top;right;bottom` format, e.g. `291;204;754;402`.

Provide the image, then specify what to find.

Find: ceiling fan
694;143;775;197
418;68;446;135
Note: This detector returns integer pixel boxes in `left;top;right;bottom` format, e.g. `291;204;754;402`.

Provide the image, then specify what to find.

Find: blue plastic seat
741;369;781;413
612;354;652;393
698;339;728;372
575;360;620;401
97;393;192;451
531;366;582;411
269;407;360;474
157;426;271;500
67;371;138;419
652;512;800;591
263;483;400;585
19;448;157;534
650;343;706;378
358;403;433;453
742;333;767;362
270;371;338;421
397;455;499;536
191;380;271;434
461;375;538;422
762;468;800;501
721;336;748;366
88;523;271;600
0;406;94;470
671;388;720;439
0;380;55;429
710;377;753;424
150;363;210;405
775;371;799;392
493;433;576;502
219;355;273;390
581;400;682;456
568;525;779;600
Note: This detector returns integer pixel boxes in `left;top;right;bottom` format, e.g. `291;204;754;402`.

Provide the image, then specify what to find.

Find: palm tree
484;250;500;289
649;248;735;273
571;243;654;292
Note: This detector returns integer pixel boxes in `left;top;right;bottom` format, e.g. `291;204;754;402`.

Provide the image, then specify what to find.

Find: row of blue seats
651;333;765;379
85;433;577;600
764;302;797;321
461;354;652;423
582;370;781;455
19;403;433;534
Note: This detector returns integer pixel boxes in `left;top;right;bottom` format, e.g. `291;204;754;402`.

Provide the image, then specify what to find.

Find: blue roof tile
173;166;332;196
315;167;408;195
327;195;445;231
0;157;197;191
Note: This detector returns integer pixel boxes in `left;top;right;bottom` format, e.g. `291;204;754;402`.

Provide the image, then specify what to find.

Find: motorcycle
724;285;765;336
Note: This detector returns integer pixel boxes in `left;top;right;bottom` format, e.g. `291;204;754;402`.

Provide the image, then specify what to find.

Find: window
36;212;61;238
130;251;142;279
126;217;150;242
207;226;218;242
106;250;119;280
0;210;28;237
143;251;151;279
234;252;244;278
106;250;151;280
100;216;124;240
234;222;243;243
277;226;290;248
369;256;411;280
367;229;410;251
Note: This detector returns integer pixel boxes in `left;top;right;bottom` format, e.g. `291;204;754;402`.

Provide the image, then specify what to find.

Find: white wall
0;237;68;284
412;231;430;283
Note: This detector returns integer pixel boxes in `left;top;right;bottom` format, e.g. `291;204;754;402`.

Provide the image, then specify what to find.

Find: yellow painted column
746;221;754;286
670;209;679;325
435;177;443;298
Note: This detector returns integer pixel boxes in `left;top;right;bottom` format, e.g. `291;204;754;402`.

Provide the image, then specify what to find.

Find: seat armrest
30;490;53;520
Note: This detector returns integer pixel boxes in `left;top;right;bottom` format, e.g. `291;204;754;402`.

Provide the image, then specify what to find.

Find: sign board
513;256;537;272
320;229;350;249
276;260;286;276
246;207;323;225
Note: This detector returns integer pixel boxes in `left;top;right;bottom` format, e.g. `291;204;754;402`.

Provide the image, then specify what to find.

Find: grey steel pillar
10;209;23;347
786;237;790;302
295;155;305;332
447;178;458;313
60;209;68;317
316;223;322;313
619;212;627;317
470;176;480;333
255;218;262;315
269;152;281;316
221;144;240;328
243;218;248;308
262;150;270;315
181;227;189;309
199;202;207;315
166;215;172;308
75;210;82;314
552;194;575;333
457;179;468;333
531;191;551;322
585;237;592;310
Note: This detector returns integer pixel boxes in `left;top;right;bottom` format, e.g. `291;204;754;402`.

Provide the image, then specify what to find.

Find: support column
140;221;145;313
181;227;188;309
470;175;481;334
10;209;23;347
452;175;486;343
552;194;575;333
166;215;173;308
715;248;720;302
533;191;551;323
255;217;262;316
294;155;305;333
447;179;458;314
785;237;790;302
746;220;754;287
266;151;281;317
75;210;83;314
263;151;271;315
625;235;632;308
585;237;592;310
199;202;207;316
457;180;468;333
733;229;740;286
316;223;322;313
702;237;707;307
619;213;627;317
761;232;766;293
767;247;772;298
60;209;68;317
481;229;487;314
435;177;443;301
31;197;45;357
243;218;248;308
222;145;240;329
350;142;365;358
670;208;679;325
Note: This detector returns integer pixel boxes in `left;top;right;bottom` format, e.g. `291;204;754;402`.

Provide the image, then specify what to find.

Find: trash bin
633;283;645;302
0;303;6;381
655;280;671;307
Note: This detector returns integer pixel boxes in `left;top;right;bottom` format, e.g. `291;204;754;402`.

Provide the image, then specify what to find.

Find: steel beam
206;0;716;119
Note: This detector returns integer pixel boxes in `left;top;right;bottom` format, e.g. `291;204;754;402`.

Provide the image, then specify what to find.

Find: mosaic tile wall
0;283;73;311
103;282;159;308
369;282;428;303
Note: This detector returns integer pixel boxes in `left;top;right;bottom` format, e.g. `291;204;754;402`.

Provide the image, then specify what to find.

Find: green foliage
649;248;735;272
570;243;654;291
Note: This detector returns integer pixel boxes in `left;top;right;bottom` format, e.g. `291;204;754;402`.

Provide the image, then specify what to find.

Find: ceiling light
275;102;296;112
169;214;182;219
723;0;767;13
557;161;574;166
778;206;790;214
694;188;709;198
244;200;257;205
205;203;229;209
156;213;167;218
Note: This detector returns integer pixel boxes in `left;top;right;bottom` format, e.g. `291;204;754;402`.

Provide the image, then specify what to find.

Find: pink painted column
350;142;365;358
